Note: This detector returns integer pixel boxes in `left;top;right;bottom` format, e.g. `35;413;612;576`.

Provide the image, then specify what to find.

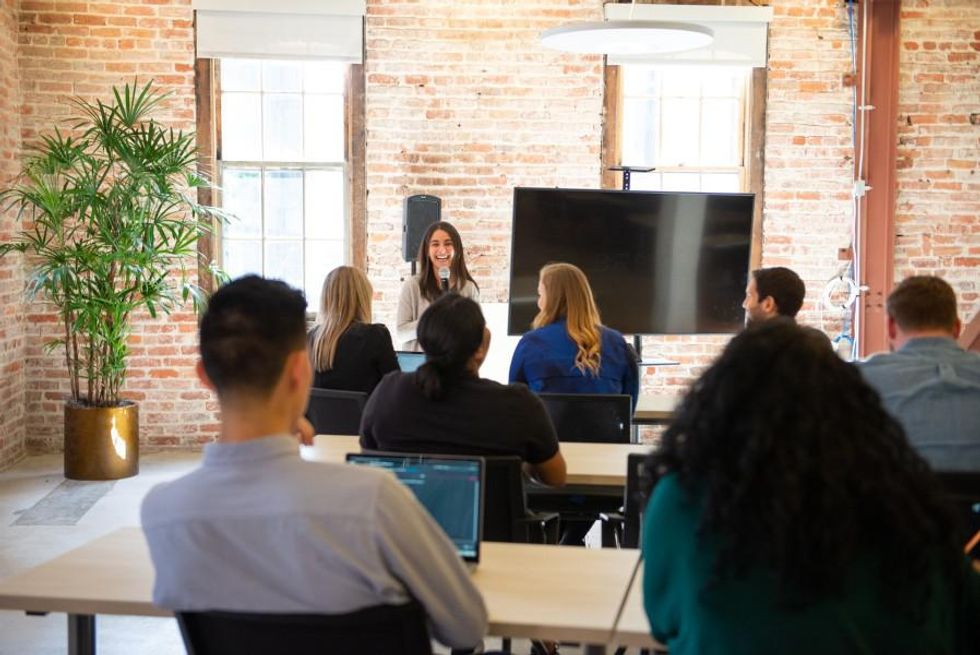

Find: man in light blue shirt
858;276;980;471
141;276;487;649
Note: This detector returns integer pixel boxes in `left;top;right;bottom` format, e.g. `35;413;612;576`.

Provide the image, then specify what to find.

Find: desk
0;527;646;655
634;394;681;426
302;436;650;487
613;561;662;650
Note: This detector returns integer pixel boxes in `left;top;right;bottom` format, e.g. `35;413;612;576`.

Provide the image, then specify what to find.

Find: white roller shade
194;0;365;62
604;4;773;67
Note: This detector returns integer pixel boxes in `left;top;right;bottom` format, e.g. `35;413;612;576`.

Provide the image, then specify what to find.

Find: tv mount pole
607;165;655;360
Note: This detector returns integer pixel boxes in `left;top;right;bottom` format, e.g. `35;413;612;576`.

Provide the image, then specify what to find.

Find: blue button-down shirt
858;337;980;471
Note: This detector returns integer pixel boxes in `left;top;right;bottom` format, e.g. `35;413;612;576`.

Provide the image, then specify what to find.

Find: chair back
306;388;368;435
538;393;631;443
482;455;531;543
934;470;980;551
622;453;658;549
176;601;431;655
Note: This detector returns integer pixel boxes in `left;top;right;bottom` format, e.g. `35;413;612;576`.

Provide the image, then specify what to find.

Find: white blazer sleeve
395;277;421;349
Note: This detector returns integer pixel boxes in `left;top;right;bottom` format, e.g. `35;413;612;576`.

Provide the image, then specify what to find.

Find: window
619;66;748;193
217;59;348;302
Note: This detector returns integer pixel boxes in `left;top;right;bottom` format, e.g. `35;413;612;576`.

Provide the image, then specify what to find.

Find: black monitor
509;187;754;335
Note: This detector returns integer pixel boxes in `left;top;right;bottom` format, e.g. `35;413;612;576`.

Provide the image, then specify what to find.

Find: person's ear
760;296;777;317
470;327;491;370
952;318;962;339
286;349;312;392
887;316;898;341
196;359;216;392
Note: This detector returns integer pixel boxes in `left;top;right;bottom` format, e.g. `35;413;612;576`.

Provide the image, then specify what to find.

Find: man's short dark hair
199;275;307;398
886;275;958;333
751;267;806;318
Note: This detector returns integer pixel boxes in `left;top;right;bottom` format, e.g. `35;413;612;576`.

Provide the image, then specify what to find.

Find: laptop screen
346;453;484;562
395;351;426;373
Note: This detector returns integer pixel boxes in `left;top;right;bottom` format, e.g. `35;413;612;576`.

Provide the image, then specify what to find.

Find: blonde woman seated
309;266;398;394
509;262;638;410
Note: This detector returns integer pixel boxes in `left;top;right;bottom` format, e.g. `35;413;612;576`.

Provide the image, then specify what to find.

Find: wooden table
0;527;649;655
612;561;662;650
633;394;681;426
302;435;650;487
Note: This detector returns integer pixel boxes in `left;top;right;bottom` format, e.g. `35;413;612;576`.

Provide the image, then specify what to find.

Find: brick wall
17;0;218;452
0;2;25;469
895;0;980;320
363;0;605;316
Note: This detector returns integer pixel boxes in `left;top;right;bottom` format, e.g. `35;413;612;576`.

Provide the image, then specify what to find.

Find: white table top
634;394;681;423
302;435;650;487
0;527;652;647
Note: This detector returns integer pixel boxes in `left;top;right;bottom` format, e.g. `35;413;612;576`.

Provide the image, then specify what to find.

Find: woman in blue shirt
509;262;638;410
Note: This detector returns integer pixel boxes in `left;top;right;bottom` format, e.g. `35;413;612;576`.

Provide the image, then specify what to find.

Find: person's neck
217;397;297;444
894;329;955;350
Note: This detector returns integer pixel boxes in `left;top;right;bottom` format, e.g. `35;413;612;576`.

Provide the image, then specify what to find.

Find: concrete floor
0;451;614;655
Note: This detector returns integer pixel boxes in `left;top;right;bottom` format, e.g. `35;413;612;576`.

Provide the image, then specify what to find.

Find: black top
360;372;560;465
308;322;399;395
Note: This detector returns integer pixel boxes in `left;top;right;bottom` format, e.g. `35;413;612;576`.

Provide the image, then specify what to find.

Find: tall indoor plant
0;82;224;479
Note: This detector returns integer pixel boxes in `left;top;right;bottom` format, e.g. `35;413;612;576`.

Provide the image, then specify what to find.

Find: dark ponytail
415;293;486;400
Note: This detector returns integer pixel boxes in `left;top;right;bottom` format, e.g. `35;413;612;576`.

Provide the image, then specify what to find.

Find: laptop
395;351;426;373
346;453;484;569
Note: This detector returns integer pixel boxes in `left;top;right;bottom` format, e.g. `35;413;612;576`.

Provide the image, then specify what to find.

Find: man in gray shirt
858;276;980;471
141;275;487;649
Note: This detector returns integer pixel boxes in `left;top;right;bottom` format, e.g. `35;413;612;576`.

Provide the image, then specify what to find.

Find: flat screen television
508;187;754;335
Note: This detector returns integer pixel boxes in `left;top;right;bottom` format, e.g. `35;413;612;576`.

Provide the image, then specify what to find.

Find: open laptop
395;350;426;373
346;453;484;569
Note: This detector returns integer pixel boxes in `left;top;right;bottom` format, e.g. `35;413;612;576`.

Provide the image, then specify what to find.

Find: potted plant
0;81;224;480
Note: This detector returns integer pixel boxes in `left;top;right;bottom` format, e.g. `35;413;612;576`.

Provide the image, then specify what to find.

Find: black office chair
176;600;431;655
934;470;980;557
305;388;368;436
602;453;659;549
483;456;560;544
538;393;632;444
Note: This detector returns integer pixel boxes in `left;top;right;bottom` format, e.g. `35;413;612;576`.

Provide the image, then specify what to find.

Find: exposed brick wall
895;0;980;321
363;0;605;318
17;0;218;452
0;1;25;469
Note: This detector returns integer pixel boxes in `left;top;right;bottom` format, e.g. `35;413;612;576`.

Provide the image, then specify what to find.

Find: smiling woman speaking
396;221;479;351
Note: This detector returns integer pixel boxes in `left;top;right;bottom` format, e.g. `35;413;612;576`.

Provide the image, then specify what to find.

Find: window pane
660;99;699;165
221;93;262;161
701;67;745;98
304;94;344;162
221;168;262;238
262;60;303;92
304;239;346;303
263;94;303;161
264;170;303;238
305;169;345;240
660;68;700;98
622;97;657;167
222;239;262;280
265;240;304;291
221;59;261;92
622;65;659;96
629;172;662;191
701;99;740;166
661;172;700;191
304;61;346;94
700;173;741;193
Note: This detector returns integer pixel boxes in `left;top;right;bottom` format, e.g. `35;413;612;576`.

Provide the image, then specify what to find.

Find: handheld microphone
438;266;450;293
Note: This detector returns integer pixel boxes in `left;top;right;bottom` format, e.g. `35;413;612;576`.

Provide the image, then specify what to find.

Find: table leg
68;614;96;655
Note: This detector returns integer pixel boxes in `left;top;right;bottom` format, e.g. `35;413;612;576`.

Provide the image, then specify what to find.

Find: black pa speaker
403;195;441;262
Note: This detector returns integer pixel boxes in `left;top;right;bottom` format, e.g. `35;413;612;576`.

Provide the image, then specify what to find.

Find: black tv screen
508;187;754;335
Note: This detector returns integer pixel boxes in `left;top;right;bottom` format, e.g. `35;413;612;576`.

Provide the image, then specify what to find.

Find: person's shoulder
140;471;204;527
372;369;411;394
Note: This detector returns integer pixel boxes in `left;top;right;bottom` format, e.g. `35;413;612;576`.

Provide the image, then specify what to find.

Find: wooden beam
959;312;980;353
856;0;901;357
746;67;766;271
194;58;219;295
600;64;622;190
347;63;367;270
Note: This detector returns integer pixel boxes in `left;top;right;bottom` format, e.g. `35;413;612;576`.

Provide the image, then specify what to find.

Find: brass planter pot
64;402;139;480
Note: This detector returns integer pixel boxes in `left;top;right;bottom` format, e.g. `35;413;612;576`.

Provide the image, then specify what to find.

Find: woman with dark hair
361;293;566;487
396;221;479;351
641;319;980;654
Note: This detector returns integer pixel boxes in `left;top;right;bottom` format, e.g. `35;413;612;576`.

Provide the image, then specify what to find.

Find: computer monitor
346;453;484;564
396;351;426;373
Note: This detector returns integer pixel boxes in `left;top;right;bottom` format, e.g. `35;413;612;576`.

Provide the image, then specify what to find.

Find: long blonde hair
312;266;373;371
532;263;602;376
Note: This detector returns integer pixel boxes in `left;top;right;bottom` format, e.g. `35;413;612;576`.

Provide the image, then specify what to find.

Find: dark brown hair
886;275;958;333
751;267;805;318
416;221;478;302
